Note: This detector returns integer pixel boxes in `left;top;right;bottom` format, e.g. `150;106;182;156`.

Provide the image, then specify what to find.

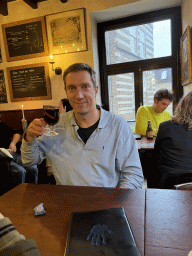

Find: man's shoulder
162;110;171;117
101;108;128;127
0;122;14;132
137;105;151;113
59;110;73;124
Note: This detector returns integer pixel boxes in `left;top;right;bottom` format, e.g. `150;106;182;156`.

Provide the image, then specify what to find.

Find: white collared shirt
21;107;143;189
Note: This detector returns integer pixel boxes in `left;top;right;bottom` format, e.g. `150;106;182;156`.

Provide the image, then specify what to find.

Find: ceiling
0;0;68;16
92;0;183;22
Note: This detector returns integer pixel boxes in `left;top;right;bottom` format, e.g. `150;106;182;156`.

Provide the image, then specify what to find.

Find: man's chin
74;108;89;115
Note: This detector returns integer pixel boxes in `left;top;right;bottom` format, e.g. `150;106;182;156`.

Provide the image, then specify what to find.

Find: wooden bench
0;109;48;186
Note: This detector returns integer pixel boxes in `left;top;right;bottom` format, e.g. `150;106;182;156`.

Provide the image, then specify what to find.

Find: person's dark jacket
0;217;40;255
153;120;192;189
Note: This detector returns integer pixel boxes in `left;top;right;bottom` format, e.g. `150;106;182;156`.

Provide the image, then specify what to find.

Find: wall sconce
49;55;62;75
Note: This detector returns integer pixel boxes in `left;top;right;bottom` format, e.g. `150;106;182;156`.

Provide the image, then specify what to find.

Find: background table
136;136;156;150
145;189;192;256
0;184;145;256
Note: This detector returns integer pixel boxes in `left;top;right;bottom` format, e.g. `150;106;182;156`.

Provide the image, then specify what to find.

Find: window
97;7;182;124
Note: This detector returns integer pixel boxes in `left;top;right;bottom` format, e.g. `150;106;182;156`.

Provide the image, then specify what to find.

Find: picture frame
180;26;192;86
2;16;49;62
0;69;8;103
0;46;2;63
46;8;87;55
6;63;52;102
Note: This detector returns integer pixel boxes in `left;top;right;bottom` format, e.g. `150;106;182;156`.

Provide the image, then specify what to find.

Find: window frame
97;6;182;114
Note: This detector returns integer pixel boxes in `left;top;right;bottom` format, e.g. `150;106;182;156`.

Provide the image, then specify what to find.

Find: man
0;121;38;195
135;89;174;135
21;63;143;189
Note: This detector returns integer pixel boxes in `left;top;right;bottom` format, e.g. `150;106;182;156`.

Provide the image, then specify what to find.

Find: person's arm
135;107;149;135
8;133;21;154
152;124;164;188
0;213;41;255
116;121;144;189
21;119;51;167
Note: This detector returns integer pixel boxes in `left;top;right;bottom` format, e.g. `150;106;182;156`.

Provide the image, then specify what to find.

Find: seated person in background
59;98;73;113
21;63;143;189
46;98;72;184
0;121;38;190
153;91;192;189
135;89;174;135
0;212;40;255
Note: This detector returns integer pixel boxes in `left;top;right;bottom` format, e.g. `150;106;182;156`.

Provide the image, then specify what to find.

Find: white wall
0;0;139;111
181;0;192;95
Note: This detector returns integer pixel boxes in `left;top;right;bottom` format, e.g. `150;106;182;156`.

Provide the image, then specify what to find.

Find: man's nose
75;88;84;98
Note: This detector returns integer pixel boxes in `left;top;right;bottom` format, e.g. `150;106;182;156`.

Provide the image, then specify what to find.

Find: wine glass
43;105;59;136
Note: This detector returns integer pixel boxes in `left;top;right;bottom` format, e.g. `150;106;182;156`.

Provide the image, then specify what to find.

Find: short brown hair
63;63;96;90
154;89;174;102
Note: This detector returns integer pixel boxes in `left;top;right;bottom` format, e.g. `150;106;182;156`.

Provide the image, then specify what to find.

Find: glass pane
143;67;173;115
108;73;136;130
105;19;171;65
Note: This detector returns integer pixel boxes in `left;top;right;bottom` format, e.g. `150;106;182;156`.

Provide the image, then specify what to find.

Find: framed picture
46;8;87;55
0;46;2;63
0;70;8;103
180;26;192;86
2;16;49;62
6;63;52;102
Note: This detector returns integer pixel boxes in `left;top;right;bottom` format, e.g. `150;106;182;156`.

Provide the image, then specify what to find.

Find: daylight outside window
105;19;172;127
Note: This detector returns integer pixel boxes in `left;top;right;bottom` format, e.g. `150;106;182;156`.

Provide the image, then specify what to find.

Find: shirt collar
69;106;109;129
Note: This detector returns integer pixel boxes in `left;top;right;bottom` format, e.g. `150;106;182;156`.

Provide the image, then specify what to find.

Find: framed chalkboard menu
2;17;49;62
6;63;51;102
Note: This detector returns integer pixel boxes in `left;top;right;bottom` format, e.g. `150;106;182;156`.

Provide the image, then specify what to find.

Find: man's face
65;71;98;116
153;98;171;113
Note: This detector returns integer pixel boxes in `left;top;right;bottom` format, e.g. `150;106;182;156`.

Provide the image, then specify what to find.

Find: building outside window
97;7;182;130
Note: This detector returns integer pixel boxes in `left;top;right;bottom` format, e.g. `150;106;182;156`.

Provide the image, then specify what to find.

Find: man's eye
83;85;89;89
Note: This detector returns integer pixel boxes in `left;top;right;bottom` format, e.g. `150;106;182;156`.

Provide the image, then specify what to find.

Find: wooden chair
174;182;192;190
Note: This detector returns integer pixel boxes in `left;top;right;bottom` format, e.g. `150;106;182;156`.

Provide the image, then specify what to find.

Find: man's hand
8;141;17;154
26;118;47;142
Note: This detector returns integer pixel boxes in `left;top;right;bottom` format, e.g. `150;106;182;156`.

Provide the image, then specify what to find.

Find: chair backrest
174;182;192;190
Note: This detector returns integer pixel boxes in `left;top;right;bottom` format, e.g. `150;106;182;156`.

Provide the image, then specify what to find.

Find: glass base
44;126;58;136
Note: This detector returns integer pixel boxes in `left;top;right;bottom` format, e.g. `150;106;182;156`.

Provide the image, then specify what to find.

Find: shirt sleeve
21;135;46;166
0;217;41;255
116;121;144;189
135;107;148;135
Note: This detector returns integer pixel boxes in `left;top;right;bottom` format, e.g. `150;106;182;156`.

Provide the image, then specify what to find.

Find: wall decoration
2;16;49;62
6;63;51;102
0;46;2;63
180;26;192;86
0;70;8;103
46;8;87;55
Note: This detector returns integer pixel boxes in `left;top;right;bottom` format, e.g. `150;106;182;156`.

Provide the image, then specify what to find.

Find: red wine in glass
43;105;59;136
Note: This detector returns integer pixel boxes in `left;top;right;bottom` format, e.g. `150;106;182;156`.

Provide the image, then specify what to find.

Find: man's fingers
26;118;47;142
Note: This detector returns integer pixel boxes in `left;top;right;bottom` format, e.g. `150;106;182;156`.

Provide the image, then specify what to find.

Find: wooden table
145;189;192;256
136;136;156;150
0;184;145;256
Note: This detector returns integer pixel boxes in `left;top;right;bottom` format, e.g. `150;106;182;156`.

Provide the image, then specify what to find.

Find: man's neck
152;104;157;113
74;108;100;128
